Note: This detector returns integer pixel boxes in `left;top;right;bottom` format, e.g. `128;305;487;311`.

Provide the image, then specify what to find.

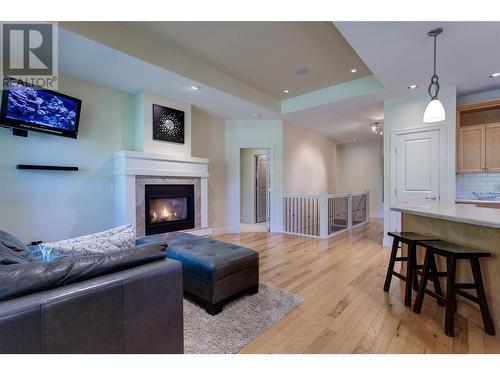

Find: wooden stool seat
384;232;441;307
418;240;491;257
413;240;495;337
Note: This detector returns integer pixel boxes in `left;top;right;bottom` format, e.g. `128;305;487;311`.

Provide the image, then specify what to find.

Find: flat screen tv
0;80;82;138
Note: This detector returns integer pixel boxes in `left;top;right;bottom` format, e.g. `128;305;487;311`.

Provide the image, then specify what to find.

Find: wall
456;173;500;199
283;122;337;194
336;140;383;218
457;87;500;106
134;91;192;157
0;75;134;242
225;120;283;232
240;148;268;223
191;109;227;233
383;86;457;244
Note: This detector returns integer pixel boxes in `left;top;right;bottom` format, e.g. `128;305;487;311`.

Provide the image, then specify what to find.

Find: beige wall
0;75;134;242
335;140;383;218
191;109;227;233
283;122;337;195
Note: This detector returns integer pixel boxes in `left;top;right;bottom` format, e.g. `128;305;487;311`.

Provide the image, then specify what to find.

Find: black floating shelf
16;164;79;171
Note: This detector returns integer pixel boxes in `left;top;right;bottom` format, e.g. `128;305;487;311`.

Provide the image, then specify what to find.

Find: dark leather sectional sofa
0;231;184;354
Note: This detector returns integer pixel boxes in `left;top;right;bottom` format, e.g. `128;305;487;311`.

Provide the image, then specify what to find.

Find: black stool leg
413;248;432;314
445;256;457;337
383;238;400;292
404;242;416;307
429;253;445;306
470;258;496;336
412;244;420;292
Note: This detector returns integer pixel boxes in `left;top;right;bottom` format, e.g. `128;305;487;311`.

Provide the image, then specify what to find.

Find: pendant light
423;27;446;123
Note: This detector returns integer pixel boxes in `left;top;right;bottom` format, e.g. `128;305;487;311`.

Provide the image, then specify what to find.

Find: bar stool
414;240;495;337
384;232;442;307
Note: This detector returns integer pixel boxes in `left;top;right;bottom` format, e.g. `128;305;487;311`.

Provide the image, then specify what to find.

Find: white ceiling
58;29;281;120
335;21;500;95
285;21;500;143
284;91;386;143
58;22;500;145
121;22;371;98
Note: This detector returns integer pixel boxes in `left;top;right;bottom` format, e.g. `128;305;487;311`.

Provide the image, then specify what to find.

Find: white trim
182;227;213;237
212;226;233;235
113;150;209;231
383;236;393;247
114;150;208;164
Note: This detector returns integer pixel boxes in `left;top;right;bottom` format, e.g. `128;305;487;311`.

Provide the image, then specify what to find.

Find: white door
396;129;440;207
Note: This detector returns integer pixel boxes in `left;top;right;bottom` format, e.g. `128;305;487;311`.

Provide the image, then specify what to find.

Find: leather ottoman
137;232;259;315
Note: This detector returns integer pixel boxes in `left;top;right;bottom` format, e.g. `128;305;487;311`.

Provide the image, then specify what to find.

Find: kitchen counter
391;202;500;228
390;203;500;332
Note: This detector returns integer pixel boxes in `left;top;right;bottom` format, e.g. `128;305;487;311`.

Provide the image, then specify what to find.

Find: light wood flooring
213;220;500;354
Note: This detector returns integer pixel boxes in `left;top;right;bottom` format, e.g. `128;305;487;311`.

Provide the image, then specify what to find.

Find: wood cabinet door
458;125;485;173
486;122;500;172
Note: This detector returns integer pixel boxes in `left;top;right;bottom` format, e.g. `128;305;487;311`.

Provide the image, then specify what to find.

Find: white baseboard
182;227;213;236
383;236;393;248
211;226;233;235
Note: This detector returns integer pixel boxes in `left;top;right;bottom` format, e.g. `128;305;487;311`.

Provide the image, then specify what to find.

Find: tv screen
0;80;82;138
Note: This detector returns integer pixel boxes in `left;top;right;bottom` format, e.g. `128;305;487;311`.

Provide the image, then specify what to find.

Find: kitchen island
391;203;500;333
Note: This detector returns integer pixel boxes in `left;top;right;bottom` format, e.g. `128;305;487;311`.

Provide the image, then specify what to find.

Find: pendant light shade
423;28;446;123
423;98;446;123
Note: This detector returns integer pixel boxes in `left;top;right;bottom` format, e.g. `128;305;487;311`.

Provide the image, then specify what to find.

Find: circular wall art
152;104;185;144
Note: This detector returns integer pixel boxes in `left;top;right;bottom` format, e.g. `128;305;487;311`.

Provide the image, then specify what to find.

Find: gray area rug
184;283;303;354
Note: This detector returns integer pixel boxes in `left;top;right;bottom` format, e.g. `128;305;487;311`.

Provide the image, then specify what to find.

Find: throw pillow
0;229;35;265
41;224;136;260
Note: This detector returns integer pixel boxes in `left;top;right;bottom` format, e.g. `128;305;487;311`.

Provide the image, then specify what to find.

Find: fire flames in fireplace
148;197;188;224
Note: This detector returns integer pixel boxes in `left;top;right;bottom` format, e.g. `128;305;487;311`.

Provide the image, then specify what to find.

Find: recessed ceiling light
408;84;418;89
283;89;289;93
490;73;500;78
351;68;357;73
252;113;261;119
190;85;200;90
296;68;310;76
353;137;357;142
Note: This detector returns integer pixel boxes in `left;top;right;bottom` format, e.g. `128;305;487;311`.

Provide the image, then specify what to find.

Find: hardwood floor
213;220;500;354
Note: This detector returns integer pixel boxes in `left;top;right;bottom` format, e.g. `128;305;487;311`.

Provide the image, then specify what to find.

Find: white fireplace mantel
113;150;210;234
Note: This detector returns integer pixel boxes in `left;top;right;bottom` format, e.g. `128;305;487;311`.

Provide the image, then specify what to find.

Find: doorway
390;124;447;232
240;148;270;232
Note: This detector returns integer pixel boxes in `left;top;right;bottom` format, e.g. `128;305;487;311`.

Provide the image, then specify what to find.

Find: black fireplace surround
145;184;195;235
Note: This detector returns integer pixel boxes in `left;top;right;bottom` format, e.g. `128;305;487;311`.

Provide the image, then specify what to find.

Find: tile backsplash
456;173;500;199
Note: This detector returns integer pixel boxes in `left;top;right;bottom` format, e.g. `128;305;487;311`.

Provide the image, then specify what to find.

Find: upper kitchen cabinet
457;100;500;173
485;122;500;172
458;124;485;173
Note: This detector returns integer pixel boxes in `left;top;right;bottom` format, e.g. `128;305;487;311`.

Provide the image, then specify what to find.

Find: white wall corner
134;90;192;158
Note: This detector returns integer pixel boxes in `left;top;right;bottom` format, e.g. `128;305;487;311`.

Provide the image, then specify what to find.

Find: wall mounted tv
0;80;82;138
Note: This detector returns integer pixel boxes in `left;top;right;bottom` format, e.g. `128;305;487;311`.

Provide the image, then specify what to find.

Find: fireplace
145;184;195;235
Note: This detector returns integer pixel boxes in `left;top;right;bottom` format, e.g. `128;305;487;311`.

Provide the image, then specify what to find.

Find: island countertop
391;202;500;228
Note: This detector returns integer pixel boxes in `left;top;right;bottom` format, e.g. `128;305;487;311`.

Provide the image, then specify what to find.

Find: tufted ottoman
136;232;259;315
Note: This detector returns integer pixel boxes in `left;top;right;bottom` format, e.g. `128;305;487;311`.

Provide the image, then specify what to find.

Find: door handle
425;196;438;201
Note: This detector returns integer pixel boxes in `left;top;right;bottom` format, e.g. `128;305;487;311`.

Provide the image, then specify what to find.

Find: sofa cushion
137;232;258;282
0;229;38;265
0;242;167;301
41;224;136;260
